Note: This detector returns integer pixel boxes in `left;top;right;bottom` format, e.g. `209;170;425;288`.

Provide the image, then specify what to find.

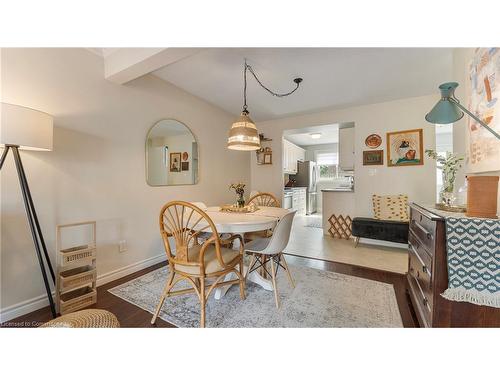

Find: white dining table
201;206;291;299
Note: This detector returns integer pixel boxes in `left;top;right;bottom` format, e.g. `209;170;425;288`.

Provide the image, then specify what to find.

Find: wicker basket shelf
60;245;96;266
59;266;96;292
59;286;97;315
56;221;97;315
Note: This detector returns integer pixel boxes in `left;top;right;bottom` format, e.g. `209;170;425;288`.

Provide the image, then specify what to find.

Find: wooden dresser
408;203;499;327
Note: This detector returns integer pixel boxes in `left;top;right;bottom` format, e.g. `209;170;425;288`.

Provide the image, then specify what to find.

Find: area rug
108;265;403;327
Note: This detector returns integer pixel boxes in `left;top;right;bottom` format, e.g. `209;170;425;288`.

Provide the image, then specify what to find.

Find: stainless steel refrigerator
295;160;318;215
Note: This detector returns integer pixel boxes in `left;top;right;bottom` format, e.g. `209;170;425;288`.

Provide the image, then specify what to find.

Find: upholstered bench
351;217;409;247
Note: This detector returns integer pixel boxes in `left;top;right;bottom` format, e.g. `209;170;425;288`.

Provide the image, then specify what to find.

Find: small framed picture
363;150;384;165
181;161;189;171
263;152;272;165
170;152;181;172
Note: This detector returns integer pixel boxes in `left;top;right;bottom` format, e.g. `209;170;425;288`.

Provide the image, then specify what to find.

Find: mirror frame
145;118;199;187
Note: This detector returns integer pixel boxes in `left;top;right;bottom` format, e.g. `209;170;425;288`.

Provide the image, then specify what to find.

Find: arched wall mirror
146;119;198;186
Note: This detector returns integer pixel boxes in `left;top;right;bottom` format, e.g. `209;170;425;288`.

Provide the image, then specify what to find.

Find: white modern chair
244;210;296;308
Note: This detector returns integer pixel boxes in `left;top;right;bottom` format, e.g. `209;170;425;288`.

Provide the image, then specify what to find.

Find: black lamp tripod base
0;145;57;318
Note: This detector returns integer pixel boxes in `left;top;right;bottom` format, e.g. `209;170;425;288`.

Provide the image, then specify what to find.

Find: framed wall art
170;152;181;172
363;150;383;165
386;129;423;167
467;48;500;172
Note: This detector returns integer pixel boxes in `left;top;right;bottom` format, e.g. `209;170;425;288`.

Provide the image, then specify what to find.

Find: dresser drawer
409;231;433;269
408;243;433;311
407;274;432;327
410;208;437;252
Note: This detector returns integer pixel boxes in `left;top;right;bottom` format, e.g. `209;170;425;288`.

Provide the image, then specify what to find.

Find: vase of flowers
229;183;246;208
425;149;464;207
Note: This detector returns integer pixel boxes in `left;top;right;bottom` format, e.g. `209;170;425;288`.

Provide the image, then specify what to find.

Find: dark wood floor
2;255;418;328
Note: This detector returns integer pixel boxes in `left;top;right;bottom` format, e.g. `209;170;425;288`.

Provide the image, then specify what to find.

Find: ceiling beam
104;48;202;84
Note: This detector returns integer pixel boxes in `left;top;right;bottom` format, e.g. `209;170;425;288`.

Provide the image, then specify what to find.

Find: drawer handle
412;219;433;240
422;297;428;306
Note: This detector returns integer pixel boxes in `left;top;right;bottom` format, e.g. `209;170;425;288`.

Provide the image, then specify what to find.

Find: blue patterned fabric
443;217;500;307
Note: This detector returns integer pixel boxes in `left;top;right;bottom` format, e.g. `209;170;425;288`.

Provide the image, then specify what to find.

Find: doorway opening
282;122;354;231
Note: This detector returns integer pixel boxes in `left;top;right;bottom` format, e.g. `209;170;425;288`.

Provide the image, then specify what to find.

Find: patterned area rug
108;265;403;327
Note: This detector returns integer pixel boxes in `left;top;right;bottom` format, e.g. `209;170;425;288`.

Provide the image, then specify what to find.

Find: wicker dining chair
245;192;281;243
151;201;246;328
247;192;281;208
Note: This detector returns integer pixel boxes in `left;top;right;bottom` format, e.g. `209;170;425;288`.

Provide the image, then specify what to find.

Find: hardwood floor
2;255;418;328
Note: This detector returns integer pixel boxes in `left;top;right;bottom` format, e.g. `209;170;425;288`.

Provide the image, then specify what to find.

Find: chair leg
246;253;257;279
151;270;175;324
239;258;246;300
280;253;295;289
260;254;268;279
270;256;280;309
200;277;206;328
354;236;360;247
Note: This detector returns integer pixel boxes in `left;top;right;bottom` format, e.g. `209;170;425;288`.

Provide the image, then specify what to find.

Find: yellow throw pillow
372;194;409;222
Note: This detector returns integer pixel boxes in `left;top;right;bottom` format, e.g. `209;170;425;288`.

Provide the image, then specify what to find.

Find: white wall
251;95;438;217
0;48;250;318
452;48;500;211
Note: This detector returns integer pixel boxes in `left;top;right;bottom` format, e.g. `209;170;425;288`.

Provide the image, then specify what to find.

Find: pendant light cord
242;60;302;113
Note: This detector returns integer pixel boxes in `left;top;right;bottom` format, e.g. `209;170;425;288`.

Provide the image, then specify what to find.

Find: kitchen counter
321;188;354;192
321;189;355;235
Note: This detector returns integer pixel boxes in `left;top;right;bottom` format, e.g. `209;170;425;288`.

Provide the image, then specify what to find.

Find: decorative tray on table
434;203;467;213
220;204;259;213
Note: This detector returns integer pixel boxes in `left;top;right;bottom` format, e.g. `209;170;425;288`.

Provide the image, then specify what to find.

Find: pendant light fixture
227;60;303;150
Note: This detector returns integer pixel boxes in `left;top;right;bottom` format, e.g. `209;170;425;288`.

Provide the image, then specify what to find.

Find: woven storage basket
60;286;97;315
59;266;96;292
466;176;499;218
60;245;96;266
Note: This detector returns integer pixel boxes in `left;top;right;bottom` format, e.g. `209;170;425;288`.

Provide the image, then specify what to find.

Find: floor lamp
1;102;57;318
425;82;500;139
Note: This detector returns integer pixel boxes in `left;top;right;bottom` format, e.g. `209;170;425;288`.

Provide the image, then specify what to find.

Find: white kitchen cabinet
339;127;355;171
291;188;306;215
283;139;306;174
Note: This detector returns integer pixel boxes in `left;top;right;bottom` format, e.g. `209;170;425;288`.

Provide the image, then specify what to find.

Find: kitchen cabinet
291;188;306;215
283;139;306;174
339;127;355;171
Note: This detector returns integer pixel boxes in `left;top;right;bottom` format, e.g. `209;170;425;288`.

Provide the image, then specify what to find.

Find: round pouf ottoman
40;309;120;328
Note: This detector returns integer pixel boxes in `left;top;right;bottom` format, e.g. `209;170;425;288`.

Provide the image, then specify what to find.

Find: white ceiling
284;124;340;146
152;48;453;121
87;48;120;58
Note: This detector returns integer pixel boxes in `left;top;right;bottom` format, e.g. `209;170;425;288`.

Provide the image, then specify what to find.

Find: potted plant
229;183;246;208
425;149;464;208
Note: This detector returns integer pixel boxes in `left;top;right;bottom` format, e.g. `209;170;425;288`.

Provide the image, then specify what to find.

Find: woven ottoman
351;217;409;247
40;309;120;328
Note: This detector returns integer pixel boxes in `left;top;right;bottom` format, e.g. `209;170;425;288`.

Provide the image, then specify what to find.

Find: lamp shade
1;103;53;151
227;112;261;151
425;82;464;124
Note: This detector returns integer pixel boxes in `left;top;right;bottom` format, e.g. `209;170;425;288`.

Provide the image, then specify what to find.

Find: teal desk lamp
425;82;500;140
